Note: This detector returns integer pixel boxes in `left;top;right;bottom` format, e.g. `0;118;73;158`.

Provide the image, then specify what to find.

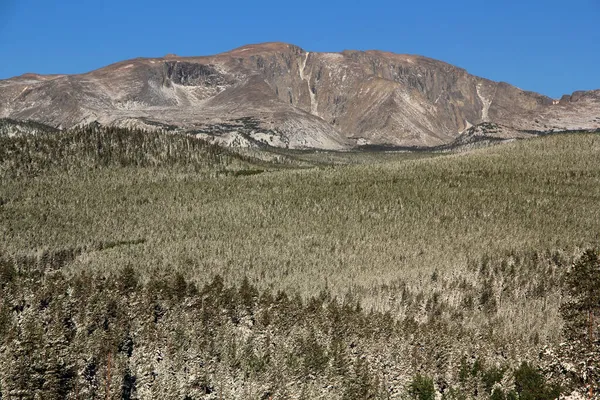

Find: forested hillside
0;124;599;398
0;249;598;399
0;122;262;179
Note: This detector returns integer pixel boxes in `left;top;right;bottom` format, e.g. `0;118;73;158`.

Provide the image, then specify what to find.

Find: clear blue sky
0;0;598;98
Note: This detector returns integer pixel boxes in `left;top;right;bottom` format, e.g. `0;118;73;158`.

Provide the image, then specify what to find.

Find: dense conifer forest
0;121;599;399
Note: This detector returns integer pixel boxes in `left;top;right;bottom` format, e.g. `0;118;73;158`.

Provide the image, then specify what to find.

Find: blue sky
0;0;598;98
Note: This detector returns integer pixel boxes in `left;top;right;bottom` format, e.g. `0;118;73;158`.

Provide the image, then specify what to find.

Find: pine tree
343;357;380;400
513;362;561;400
408;374;435;400
561;249;600;397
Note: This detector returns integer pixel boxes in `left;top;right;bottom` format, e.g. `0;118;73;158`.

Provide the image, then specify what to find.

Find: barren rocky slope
1;42;599;149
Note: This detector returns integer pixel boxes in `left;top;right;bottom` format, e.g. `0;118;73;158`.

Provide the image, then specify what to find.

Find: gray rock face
1;42;599;149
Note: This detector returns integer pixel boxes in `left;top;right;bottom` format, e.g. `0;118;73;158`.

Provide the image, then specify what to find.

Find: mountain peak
0;43;598;149
227;42;304;55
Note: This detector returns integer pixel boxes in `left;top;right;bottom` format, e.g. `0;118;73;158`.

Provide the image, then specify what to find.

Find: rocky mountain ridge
1;42;599;149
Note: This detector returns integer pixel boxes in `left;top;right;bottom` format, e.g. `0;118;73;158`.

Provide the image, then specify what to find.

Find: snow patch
250;131;288;147
398;90;426;114
196;131;255;148
476;83;492;122
463;119;473;133
298;52;318;116
18;86;29;98
320;53;343;61
115;100;147;110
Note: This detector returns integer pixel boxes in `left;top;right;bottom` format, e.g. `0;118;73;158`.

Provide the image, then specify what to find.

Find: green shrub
300;328;328;375
118;264;138;294
514;362;561;400
0;258;15;289
490;388;506;400
483;366;505;393
408;374;435;400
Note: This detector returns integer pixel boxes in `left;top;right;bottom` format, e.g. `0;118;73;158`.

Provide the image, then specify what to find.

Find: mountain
1;42;599;149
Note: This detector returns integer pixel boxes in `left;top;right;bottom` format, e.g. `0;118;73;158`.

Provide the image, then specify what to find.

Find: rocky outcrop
0;42;598;149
